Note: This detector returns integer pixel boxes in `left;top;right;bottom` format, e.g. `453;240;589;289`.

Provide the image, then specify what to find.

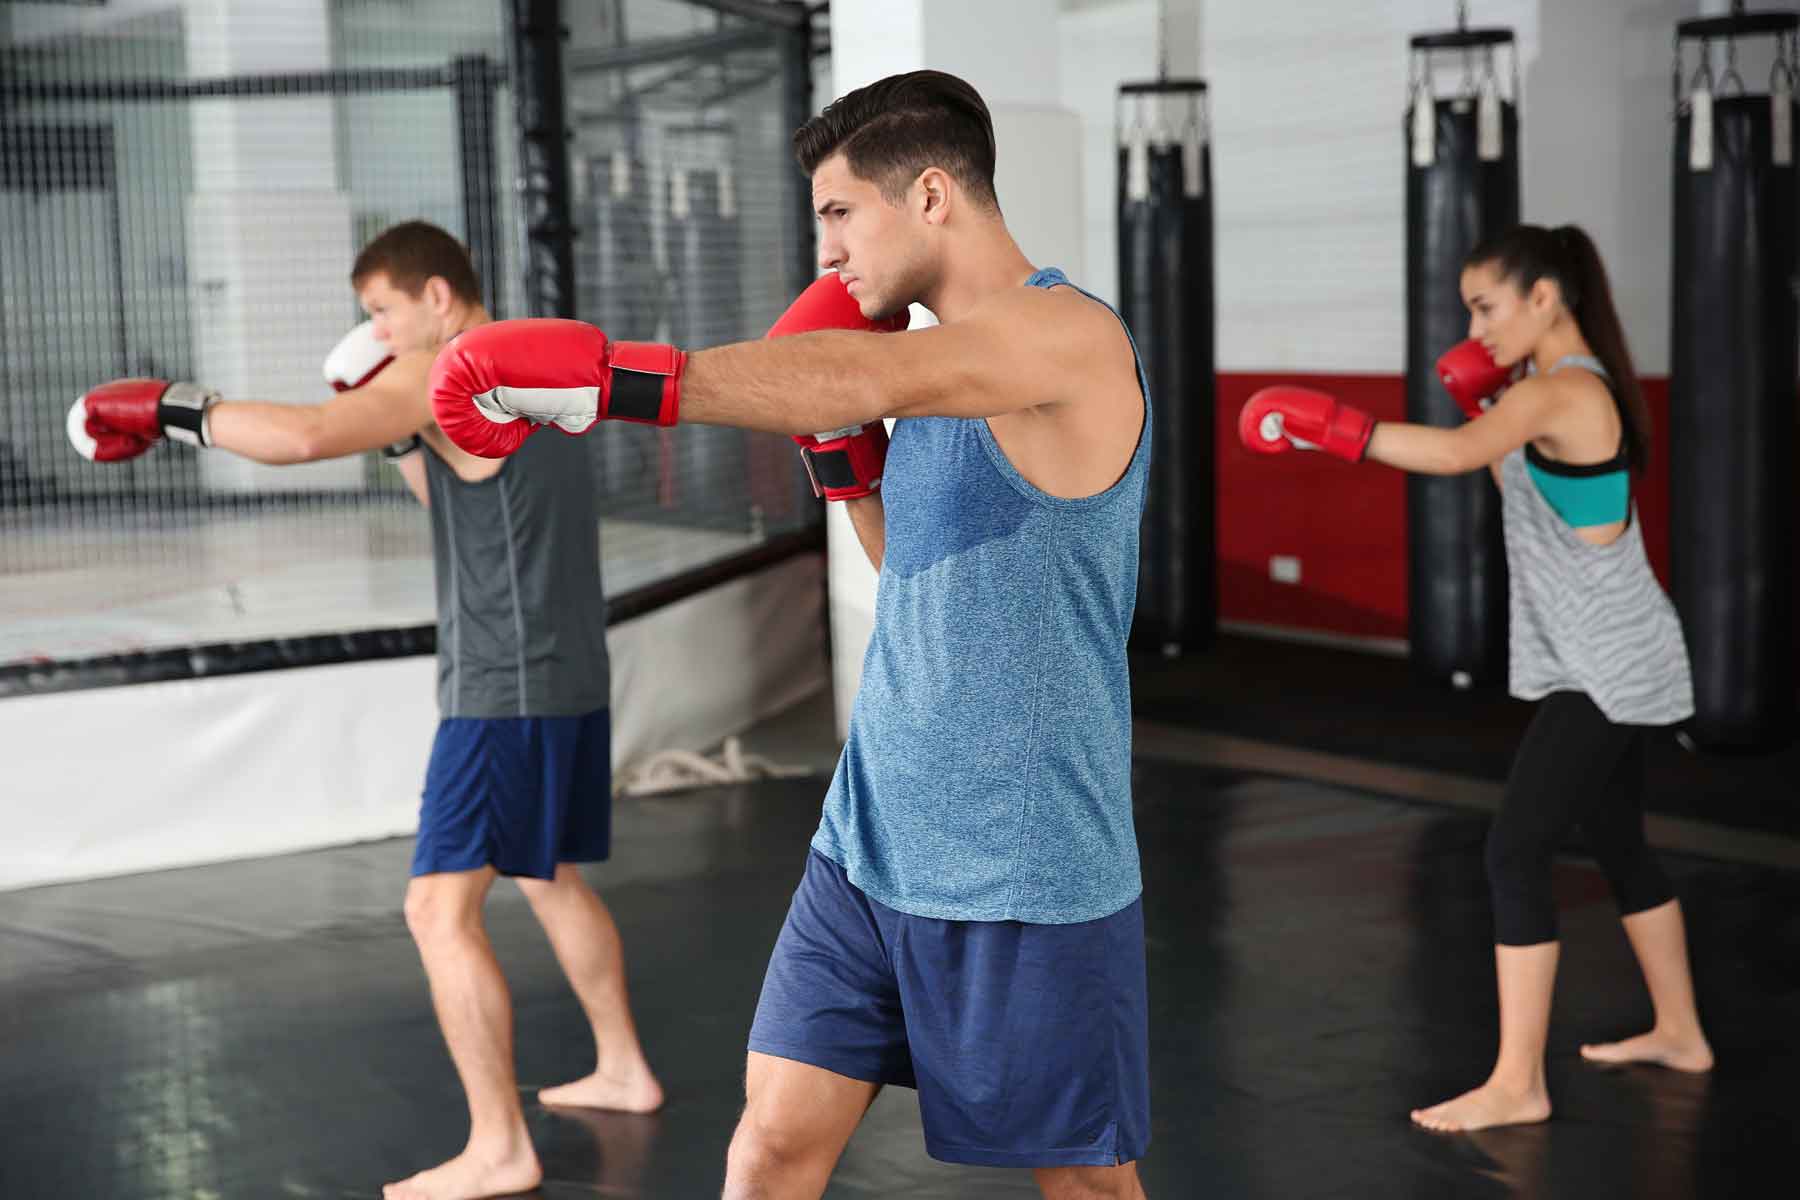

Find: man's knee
726;1104;821;1177
403;874;489;943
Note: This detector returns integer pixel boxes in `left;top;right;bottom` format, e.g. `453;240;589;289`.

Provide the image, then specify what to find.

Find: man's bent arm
391;450;430;507
844;493;885;571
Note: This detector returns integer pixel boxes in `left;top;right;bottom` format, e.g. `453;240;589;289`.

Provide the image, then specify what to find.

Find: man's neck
921;227;1038;322
441;304;491;347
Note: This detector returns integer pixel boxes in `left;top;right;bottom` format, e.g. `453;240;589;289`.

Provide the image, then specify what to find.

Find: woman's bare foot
382;1142;543;1200
538;1065;664;1113
1410;1080;1552;1133
1580;1028;1713;1072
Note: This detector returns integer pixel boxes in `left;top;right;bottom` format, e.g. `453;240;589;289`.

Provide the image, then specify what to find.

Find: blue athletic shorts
748;848;1151;1168
411;708;612;879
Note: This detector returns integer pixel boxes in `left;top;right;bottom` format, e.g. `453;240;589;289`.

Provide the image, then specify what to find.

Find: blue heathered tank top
812;267;1153;925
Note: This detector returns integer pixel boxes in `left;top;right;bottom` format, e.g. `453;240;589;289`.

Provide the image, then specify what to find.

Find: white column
826;0;1083;737
1057;0;1201;306
184;0;362;492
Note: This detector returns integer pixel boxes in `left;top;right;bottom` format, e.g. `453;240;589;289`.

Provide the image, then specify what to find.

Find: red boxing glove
794;422;892;501
766;273;909;500
429;319;684;459
67;378;216;463
767;272;909;339
1238;386;1376;463
1436;339;1514;421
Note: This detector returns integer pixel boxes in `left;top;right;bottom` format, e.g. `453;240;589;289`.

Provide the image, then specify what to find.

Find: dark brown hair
793;69;999;210
1464;223;1650;471
350;220;483;306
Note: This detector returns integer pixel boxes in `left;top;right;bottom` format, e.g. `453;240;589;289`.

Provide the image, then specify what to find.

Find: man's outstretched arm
429;283;1118;457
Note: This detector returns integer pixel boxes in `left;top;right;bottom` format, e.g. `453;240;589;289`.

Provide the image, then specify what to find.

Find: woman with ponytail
1238;224;1710;1131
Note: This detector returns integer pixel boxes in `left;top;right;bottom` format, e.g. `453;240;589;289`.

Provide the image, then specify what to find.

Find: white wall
1057;0;1719;375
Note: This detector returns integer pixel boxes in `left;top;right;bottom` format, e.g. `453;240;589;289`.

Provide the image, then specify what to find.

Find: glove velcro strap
801;422;888;501
1324;406;1376;462
157;381;219;448
606;341;684;426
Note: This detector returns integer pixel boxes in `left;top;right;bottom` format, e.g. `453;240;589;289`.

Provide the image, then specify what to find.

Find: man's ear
425;276;454;313
916;167;953;226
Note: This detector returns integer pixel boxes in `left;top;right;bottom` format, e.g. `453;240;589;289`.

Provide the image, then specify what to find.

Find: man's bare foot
1410;1081;1551;1133
382;1144;543;1200
538;1066;664;1113
1580;1029;1714;1072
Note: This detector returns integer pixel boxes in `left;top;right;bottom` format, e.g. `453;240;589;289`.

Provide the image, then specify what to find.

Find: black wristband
381;434;423;462
157;381;217;448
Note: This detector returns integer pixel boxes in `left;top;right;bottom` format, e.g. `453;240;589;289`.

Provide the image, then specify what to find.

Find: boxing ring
0;0;828;890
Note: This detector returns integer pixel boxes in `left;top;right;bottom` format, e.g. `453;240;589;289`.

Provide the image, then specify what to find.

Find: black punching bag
1117;80;1215;657
1404;27;1519;688
1670;16;1799;749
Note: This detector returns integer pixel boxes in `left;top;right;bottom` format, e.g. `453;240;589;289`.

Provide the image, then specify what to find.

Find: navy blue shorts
412;708;612;880
748;848;1150;1168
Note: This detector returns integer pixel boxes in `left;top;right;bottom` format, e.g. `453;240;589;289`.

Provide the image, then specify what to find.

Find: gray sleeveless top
422;432;611;719
1501;355;1693;725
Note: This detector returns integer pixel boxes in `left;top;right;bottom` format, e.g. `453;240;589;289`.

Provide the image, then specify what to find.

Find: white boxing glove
323;321;395;392
325;322;419;462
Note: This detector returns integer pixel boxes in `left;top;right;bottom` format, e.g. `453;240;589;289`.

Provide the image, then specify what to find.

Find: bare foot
1581;1029;1714;1072
1410;1081;1552;1133
382;1144;543;1200
538;1066;664;1114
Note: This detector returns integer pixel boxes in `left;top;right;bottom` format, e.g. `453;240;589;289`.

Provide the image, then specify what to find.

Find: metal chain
1689;38;1716;99
1672;28;1683;114
1157;0;1169;81
1722;34;1745;95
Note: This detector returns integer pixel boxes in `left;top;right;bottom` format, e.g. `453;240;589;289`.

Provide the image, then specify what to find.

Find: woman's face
1460;260;1556;368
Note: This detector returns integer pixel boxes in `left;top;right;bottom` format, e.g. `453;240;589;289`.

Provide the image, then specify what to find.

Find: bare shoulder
1494;367;1613;458
981;281;1125;342
1493;371;1559;414
383;348;436;392
1517;365;1612;425
978;283;1141;497
978;283;1135;400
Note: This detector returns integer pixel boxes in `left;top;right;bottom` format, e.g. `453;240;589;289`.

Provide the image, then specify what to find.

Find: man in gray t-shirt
70;221;659;1199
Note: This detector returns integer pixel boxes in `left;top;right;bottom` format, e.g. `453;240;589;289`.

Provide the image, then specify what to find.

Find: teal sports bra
1524;355;1630;528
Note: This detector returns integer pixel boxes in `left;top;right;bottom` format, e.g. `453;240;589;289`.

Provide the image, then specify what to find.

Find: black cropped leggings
1485;690;1676;947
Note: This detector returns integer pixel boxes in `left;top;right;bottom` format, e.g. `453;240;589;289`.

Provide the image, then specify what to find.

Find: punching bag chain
1722;34;1746;95
1156;0;1168;82
1672;29;1683;115
1686;40;1716;105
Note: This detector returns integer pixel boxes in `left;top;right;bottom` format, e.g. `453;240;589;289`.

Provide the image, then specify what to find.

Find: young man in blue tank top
428;71;1156;1200
1237;224;1709;1135
70;222;663;1200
